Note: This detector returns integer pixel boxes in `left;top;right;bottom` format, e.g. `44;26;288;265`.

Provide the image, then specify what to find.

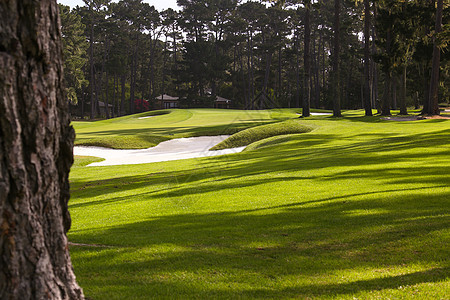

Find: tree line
60;0;449;119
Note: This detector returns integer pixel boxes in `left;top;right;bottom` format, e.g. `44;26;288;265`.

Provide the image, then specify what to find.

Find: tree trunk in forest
172;23;179;95
322;33;326;103
130;61;135;114
302;1;311;117
105;70;110;119
427;0;443;115
149;38;156;102
249;32;255;109
372;4;380;113
113;73;117;118
103;39;110;119
89;16;95;119
381;28;392;116
363;0;373;116
381;71;392;116
295;34;301;108
94;69;101;116
414;91;420;110
332;0;342;117
0;1;84;299
278;45;282;101
130;35;139;115
238;46;248;108
393;75;397;110
81;85;86;119
313;32;320;109
422;65;430;114
120;73;126;116
373;64;380;113
399;65;408;115
161;36;168;107
261;52;273;109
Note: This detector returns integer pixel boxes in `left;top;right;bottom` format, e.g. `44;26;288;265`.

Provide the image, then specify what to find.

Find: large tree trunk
0;1;84;299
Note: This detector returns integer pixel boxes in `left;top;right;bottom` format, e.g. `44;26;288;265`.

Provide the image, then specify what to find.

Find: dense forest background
59;0;449;119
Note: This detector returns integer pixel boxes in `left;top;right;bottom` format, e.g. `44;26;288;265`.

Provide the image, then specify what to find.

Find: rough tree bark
0;1;84;299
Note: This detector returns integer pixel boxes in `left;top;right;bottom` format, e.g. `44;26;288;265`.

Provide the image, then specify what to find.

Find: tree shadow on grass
69;191;449;299
69;122;450;298
70;129;449;204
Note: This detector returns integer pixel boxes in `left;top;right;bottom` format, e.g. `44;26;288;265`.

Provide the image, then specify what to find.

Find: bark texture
0;1;84;299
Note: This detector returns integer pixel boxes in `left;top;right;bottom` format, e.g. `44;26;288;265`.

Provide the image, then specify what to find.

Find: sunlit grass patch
72;156;104;167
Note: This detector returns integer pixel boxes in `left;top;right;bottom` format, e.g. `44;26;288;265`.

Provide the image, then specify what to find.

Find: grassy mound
75;134;171;149
243;133;300;152
72;156;105;167
129;110;171;119
210;119;314;150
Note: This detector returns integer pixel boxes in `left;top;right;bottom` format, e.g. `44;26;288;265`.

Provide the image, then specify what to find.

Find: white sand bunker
74;135;245;166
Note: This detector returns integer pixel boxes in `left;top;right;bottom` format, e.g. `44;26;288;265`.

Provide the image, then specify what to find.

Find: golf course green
69;109;449;299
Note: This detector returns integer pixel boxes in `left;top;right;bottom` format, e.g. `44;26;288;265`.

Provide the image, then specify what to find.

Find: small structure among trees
215;96;232;109
154;94;179;109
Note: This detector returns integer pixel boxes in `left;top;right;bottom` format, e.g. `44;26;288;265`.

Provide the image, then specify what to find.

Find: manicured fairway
69;109;449;299
72;109;295;149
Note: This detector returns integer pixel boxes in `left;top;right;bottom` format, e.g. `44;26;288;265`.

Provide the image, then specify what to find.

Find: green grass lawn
69;109;449;299
72;109;297;149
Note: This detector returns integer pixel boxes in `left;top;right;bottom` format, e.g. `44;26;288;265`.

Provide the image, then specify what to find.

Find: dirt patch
68;242;115;248
425;115;450;120
382;115;450;121
382;116;425;121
